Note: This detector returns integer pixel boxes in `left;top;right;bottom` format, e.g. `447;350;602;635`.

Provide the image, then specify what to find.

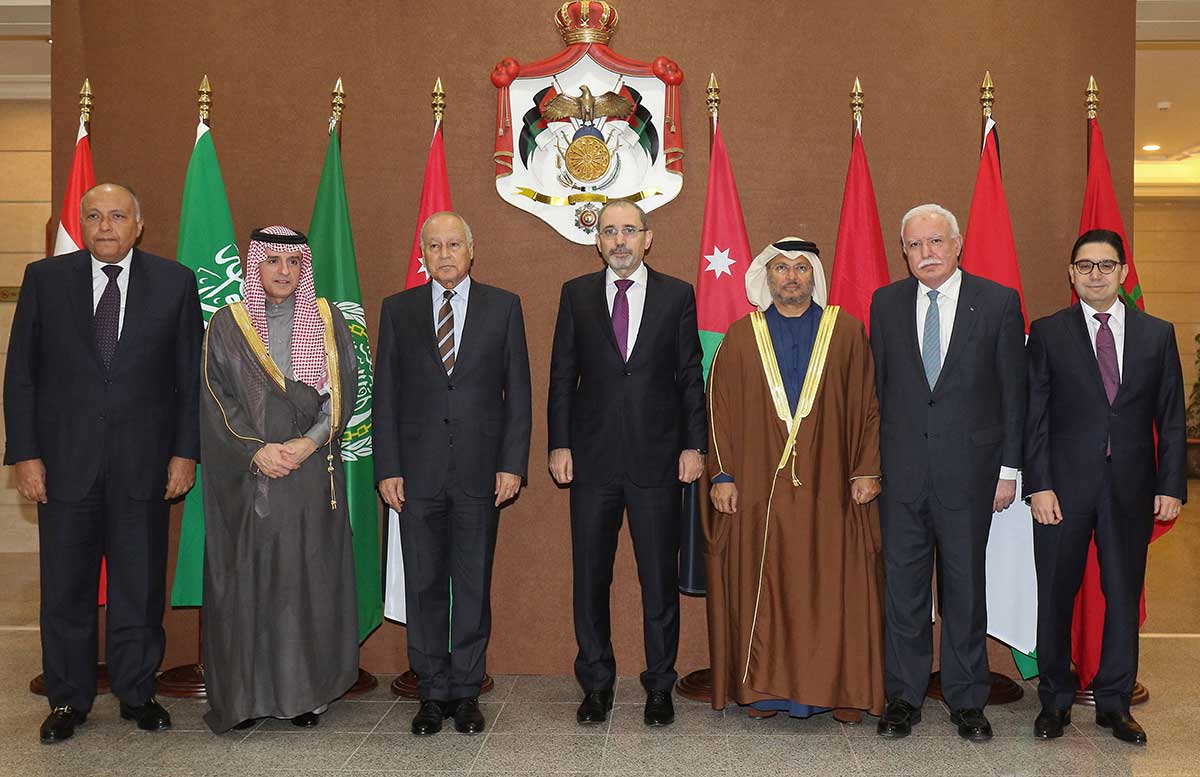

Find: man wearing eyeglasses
548;200;706;727
1024;229;1186;745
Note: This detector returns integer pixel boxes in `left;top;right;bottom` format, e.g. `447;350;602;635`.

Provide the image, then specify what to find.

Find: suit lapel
453;281;486;375
1114;302;1141;405
416;283;443;370
1068;303;1109;404
626;267;663;365
70;251;103;370
587;271;622;360
109;250;146;370
936;271;980;389
898;278;923;381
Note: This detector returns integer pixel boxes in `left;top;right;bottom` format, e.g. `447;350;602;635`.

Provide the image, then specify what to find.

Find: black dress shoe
40;706;87;744
877;698;921;738
644;689;675;727
576;688;614;724
120;697;172;731
950;707;993;741
411;699;451;736
453;696;485;734
1096;709;1147;745
232;718;258;730
291;711;320;728
1033;706;1070;739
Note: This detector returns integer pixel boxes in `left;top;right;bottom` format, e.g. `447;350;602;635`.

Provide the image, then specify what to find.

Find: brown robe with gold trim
704;310;885;714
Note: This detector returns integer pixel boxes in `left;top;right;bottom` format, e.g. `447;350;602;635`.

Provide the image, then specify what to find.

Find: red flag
961;118;1029;329
404;122;452;290
53;117;107;606
695;119;754;370
828;125;889;332
1071;116;1169;690
53;118;95;255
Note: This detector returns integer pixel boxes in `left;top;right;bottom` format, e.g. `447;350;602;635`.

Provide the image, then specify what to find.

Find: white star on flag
417;256;429;278
704;246;736;278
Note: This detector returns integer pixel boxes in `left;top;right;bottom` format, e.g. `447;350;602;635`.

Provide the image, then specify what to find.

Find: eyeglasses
599;226;648;239
1071;259;1121;275
771;263;811;276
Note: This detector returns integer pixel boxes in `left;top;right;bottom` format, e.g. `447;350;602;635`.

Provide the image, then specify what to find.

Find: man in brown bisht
703;237;885;722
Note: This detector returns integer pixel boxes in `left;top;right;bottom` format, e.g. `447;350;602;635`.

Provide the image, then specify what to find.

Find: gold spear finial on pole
79;78;93;125
328;77;345;135
980;70;994;119
851;77;863;128
706;72;720;117
198;74;212;125
432;77;446;124
1086;75;1099;119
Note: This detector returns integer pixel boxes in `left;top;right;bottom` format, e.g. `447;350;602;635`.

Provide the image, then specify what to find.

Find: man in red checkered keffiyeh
242;225;328;390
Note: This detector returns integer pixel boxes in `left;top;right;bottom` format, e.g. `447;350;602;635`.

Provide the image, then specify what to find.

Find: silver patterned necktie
437;289;455;374
922;289;941;388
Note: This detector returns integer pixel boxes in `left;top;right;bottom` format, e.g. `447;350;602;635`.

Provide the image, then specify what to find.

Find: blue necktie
922;289;941;388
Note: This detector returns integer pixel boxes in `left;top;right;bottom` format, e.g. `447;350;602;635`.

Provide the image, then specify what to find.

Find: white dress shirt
604;262;648;360
431;274;471;361
91;250;132;337
1079;298;1126;376
916;268;1016;480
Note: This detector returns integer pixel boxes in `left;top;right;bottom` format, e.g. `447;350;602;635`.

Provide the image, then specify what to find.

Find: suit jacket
869;271;1025;509
373;280;531;499
1024;302;1186;517
547;265;707;488
3;248;203;502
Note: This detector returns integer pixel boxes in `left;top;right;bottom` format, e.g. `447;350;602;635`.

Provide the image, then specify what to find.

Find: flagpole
675;72;724;705
31;77;110;698
390;78;496;699
156;74;217;700
1071;73;1150;709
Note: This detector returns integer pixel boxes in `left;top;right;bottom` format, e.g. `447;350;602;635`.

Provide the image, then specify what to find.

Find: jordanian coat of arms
491;1;684;244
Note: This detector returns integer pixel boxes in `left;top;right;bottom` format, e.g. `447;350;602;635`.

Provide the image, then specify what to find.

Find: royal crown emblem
491;1;684;244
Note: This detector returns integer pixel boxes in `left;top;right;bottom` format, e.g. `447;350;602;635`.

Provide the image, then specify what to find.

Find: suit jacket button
927;399;934;406
623;370;631;376
443;418;450;424
923;432;928;439
448;385;455;391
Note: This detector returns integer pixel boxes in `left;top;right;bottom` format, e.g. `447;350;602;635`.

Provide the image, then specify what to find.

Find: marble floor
0;482;1197;776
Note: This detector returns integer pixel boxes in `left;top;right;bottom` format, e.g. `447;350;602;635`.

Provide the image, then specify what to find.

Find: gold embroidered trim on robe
230;301;287;391
203;310;266;445
316;298;342;439
742;305;840;681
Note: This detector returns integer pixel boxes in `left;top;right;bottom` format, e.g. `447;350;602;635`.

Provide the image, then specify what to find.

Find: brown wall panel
51;0;1135;676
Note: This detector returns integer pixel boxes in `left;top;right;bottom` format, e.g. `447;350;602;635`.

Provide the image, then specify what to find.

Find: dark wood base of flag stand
30;664;110;697
675;667;713;702
926;671;1023;704
390;670;495;699
343;668;379;698
1071;672;1149;707
157;662;206;698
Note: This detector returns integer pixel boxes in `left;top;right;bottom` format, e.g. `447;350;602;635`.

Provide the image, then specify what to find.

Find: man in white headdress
703;238;885;722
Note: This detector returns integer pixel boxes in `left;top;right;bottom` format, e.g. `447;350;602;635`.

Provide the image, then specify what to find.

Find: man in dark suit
375;211;531;736
548;200;706;727
869;203;1025;741
1025;229;1185;745
4;183;202;743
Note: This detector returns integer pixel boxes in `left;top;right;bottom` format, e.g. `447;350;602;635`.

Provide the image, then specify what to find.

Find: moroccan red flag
828;123;889;332
1071;116;1170;690
681;117;755;595
961;117;1028;329
403;121;452;290
53;116;107;606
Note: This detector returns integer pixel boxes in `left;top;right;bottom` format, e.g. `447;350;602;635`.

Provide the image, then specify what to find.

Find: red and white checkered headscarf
243;225;328;390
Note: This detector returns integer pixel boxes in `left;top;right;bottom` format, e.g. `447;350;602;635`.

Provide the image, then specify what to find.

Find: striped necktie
437;289;456;374
922;289;941;388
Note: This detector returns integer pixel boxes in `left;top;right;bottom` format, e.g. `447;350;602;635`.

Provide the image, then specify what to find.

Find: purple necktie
612;278;633;360
95;264;122;369
1094;312;1120;406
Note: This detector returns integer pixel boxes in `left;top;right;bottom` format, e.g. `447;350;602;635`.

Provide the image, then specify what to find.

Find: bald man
4;183;203;742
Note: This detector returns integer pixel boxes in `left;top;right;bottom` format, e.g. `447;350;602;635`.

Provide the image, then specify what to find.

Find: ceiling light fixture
1141;144;1161;152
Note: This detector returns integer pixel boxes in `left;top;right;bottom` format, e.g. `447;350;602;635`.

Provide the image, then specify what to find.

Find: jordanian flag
679;117;755;594
171;121;243;606
309;128;383;642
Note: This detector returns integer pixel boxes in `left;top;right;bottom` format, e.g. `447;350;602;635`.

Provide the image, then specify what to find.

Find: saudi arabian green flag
308;127;383;642
171;122;243;607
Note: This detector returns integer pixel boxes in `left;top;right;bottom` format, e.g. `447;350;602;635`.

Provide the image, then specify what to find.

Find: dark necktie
94;264;123;369
612;278;633;360
1094;312;1120;406
437;289;456;374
